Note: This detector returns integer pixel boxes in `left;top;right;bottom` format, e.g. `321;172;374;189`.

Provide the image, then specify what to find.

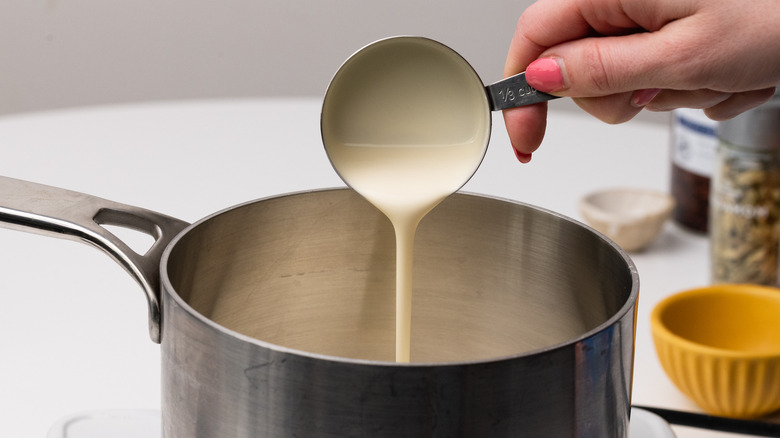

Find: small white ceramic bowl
580;188;674;252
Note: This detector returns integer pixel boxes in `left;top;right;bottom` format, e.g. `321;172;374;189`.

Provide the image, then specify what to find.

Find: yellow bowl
650;284;780;418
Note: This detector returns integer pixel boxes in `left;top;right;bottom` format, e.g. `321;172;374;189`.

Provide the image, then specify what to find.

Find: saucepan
0;175;638;437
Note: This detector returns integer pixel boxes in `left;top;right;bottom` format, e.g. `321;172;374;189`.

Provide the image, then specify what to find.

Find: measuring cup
320;36;561;363
320;35;559;190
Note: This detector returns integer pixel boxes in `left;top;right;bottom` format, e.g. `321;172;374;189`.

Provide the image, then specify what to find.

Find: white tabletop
0;98;777;437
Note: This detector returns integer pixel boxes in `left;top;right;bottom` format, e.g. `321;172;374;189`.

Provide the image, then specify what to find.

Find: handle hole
100;223;156;256
94;208;161;256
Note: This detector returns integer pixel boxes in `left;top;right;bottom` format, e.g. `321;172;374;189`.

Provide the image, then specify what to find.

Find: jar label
671;112;717;177
711;180;772;220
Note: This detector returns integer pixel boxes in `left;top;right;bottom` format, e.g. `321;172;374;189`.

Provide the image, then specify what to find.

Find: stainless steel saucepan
0;175;638;437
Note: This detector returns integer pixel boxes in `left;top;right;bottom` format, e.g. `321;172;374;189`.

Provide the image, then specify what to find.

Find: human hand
504;0;780;162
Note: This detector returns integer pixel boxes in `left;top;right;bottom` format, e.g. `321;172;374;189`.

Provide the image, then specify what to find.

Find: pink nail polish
631;88;661;107
526;58;565;92
513;148;532;163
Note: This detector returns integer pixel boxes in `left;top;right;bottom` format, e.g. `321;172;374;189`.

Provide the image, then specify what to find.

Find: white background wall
1;0;671;126
1;0;540;115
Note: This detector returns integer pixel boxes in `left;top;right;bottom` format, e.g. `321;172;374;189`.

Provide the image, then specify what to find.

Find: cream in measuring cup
321;36;557;362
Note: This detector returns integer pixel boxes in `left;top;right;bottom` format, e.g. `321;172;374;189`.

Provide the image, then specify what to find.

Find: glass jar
670;109;718;233
710;91;780;285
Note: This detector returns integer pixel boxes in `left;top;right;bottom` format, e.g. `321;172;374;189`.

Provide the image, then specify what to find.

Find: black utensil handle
633;405;780;437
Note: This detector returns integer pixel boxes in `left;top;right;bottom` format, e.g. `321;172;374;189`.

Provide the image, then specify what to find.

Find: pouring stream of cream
322;38;490;362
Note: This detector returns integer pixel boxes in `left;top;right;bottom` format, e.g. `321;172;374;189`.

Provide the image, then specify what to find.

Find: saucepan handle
0;175;189;343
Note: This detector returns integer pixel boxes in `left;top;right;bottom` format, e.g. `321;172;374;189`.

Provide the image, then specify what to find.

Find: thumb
525;31;681;97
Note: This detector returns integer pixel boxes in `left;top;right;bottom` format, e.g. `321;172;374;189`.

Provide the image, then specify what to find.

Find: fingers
525;33;689;97
502;103;548;161
645;89;733;112
704;87;777;120
504;0;590;77
512;87;776;133
504;0;689;77
572;92;645;125
501;0;684;161
631;89;662;107
645;87;776;119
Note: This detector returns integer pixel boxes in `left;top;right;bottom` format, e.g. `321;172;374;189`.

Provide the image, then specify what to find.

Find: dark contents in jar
671;162;710;233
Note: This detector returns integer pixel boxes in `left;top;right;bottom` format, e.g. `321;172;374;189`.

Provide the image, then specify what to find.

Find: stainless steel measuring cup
321;36;559;196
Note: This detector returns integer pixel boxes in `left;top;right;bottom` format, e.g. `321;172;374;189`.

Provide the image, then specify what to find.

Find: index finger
505;0;592;76
505;0;691;76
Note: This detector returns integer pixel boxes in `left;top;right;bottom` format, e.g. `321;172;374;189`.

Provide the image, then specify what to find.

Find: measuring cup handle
486;72;560;111
0;175;189;343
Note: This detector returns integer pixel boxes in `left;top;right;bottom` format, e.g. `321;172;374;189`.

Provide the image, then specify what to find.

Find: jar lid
718;88;780;151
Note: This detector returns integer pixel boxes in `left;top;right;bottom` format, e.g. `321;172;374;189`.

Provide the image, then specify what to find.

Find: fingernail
631;88;661;107
513;148;532;163
526;57;566;93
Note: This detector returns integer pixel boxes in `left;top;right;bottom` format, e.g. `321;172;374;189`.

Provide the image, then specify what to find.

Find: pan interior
165;190;634;363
